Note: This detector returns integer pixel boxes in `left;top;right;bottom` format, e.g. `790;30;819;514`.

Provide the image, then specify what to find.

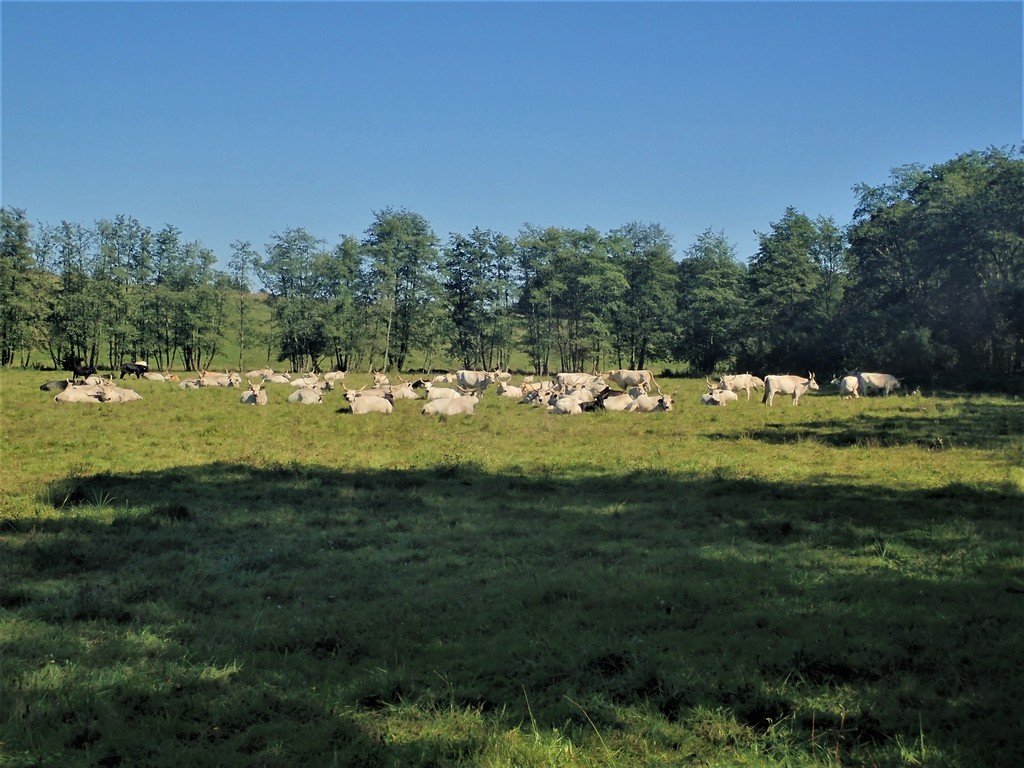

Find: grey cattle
626;393;674;412
716;373;764;401
555;372;603;390
762;373;819;406
603;369;660;394
425;382;463;400
496;382;523;399
240;380;268;405
54;383;104;403
856;372;902;397
597;388;637;412
831;374;860;399
422;393;479;415
455;370;495;393
702;379;739;406
287;386;324;404
200;370;241;388
345;389;394;414
98;385;143;403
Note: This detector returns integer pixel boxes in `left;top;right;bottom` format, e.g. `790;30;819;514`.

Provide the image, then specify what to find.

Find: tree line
1;147;1021;384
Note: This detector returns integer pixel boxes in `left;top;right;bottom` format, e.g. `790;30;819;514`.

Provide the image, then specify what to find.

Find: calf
120;362;148;379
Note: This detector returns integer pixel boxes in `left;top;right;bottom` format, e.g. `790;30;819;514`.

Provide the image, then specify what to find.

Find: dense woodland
1;147;1021;384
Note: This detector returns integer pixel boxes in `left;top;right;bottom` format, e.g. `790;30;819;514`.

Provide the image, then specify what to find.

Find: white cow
287;386;324;405
496;382;523;399
856;372;902;397
597;388;637;412
455;370;494;394
199;370;241;388
555;372;603;390
603;369;660;394
424;382;462;401
702;380;739;406
422;393;479;416
99;385;143;403
387;382;420;400
716;373;764;401
345;389;393;414
762;373;819;406
831;374;860;399
246;368;275;378
290;373;321;388
54;383;104;404
323;370;347;383
240;380;269;405
547;396;583;415
626;393;674;412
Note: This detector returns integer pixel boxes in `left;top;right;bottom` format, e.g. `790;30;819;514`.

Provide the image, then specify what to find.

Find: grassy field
1;370;1022;767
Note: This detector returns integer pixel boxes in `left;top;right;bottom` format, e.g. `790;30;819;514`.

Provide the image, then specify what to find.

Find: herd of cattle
40;362;904;415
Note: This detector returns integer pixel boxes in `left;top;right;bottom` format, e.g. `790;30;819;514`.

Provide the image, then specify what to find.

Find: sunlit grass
1;370;1022;766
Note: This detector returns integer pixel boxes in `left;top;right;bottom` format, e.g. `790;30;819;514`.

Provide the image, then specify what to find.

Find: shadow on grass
1;463;1022;766
713;399;1024;450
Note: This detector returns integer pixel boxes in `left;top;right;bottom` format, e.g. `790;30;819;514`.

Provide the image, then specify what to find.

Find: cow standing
762;373;819;406
603;369;660;394
831;374;860;399
716;373;764;401
856;372;902;397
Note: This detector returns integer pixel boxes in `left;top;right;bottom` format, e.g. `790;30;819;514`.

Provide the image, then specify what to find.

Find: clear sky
2;2;1021;265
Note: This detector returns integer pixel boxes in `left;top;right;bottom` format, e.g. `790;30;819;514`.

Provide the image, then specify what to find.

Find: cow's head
807;372;819;391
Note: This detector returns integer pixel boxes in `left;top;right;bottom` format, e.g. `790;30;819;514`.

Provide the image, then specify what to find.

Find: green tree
259;227;332;372
0;208;39;366
844;147;1024;378
607;222;677;369
518;226;625;373
320;234;367;372
744;207;826;371
228;240;261;371
673;229;746;374
362;208;440;372
442;228;517;370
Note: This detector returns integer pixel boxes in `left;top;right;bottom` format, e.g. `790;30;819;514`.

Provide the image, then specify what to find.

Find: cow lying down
54;382;142;404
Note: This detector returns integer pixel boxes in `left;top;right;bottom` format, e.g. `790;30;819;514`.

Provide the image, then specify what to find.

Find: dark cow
120;362;149;379
72;363;97;380
40;379;71;392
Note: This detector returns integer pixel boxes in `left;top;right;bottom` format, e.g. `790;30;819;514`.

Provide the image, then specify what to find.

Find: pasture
1;370;1022;767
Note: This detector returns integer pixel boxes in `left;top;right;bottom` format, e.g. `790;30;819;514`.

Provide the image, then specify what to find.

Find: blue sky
2;2;1021;265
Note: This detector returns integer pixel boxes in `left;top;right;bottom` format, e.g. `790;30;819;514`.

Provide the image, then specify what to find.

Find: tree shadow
710;399;1024;450
2;463;1022;765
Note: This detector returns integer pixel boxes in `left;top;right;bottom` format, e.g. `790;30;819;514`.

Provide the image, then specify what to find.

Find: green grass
2;371;1022;766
